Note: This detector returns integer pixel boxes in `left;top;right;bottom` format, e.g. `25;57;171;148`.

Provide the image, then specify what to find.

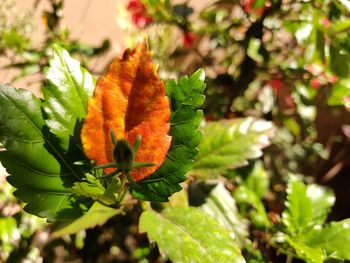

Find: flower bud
113;140;134;172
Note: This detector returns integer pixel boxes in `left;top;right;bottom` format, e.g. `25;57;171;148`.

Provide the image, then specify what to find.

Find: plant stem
119;173;127;191
117;185;129;203
116;173;128;203
286;255;293;263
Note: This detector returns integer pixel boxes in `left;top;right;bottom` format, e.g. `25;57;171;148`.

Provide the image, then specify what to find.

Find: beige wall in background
0;0;127;95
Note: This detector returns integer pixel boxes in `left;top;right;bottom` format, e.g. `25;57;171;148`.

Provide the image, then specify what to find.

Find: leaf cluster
0;46;95;221
275;177;350;263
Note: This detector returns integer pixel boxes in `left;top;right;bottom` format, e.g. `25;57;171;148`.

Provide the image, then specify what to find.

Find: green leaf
306;184;335;225
201;182;248;245
0;47;95;220
52;202;120;237
139;207;245;263
282;177;313;235
73;174;106;200
280;178;338;262
252;0;265;8
130;69;206;201
305;219;350;260
285;235;325;263
0;217;17;254
73;173;120;205
190;118;273;179
331;19;350;34
242;161;269;198
43;45;95;151
247;38;263;64
2;28;29;51
329;45;350;77
234;186;271;229
335;0;350;14
0;84;86;221
328;79;350;106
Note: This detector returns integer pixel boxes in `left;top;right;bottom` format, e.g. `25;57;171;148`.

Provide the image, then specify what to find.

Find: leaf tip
197;68;206;81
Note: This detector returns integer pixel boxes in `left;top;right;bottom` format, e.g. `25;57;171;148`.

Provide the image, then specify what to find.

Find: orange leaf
81;37;171;181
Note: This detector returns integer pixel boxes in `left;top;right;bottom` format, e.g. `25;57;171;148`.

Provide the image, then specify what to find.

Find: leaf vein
0;91;80;180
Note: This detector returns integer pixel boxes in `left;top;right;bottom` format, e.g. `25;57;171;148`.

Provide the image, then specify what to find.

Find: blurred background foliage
0;0;350;262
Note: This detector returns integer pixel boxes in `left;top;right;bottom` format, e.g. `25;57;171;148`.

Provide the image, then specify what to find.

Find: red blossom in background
240;0;268;16
328;75;339;83
310;78;321;90
183;31;196;48
322;17;331;28
268;79;283;93
241;0;254;13
127;0;153;28
306;63;338;89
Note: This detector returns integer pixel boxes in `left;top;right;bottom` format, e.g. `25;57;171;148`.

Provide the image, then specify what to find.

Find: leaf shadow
188;181;216;207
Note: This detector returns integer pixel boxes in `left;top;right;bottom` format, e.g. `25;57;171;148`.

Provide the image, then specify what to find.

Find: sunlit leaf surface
140;207;245;263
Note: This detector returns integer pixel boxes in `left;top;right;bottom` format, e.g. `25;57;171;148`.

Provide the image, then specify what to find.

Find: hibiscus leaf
282;177;314;235
52;202;120;237
0;84;88;221
305;218;350;260
190;118;274;179
140;207;245;263
43;45;95;151
285;235;325;263
130;69;206;201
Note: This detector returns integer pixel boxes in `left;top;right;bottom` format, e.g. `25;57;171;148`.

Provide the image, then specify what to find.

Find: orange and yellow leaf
81;37;171;181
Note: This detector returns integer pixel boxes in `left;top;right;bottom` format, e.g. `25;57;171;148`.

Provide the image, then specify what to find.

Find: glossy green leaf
252;0;265;8
277;179;344;262
139;207;245;263
328;79;350;106
0;85;87;221
201;182;248;245
305;219;350;260
331;19;350;33
190;118;273;179
336;0;350;14
282;177;313;234
242;161;269;198
295;23;313;45
73;173;120;205
43;45;95;151
130;69;206;201
282;177;336;235
0;46;95;221
52;201;120;237
234;186;271;229
73;174;106;200
329;45;350;77
285;235;325;263
306;184;335;225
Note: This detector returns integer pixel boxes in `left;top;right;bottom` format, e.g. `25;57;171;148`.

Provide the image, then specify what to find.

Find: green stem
110;129;118;145
119;174;127;193
96;169;121;179
268;241;297;262
125;171;135;184
117;185;129;203
116;173;128;203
